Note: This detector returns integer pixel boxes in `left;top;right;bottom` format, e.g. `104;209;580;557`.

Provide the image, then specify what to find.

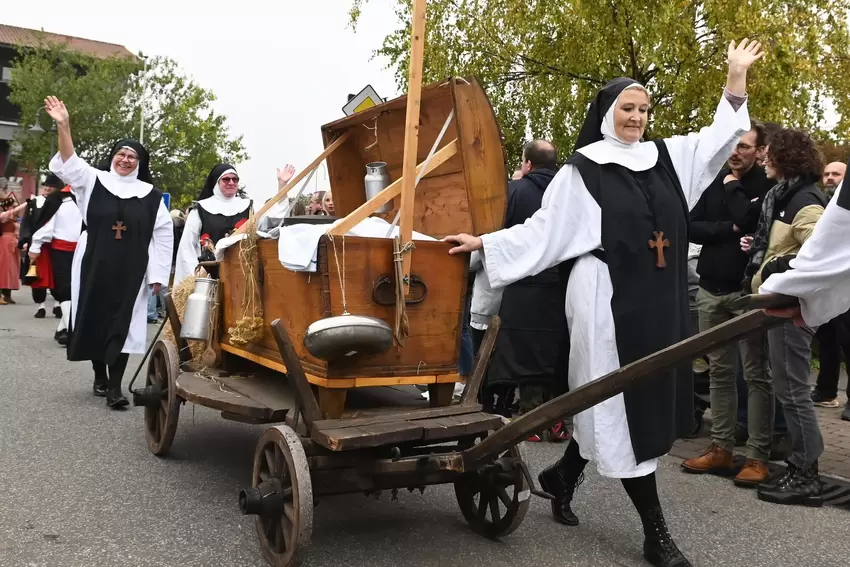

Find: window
0;67;11;83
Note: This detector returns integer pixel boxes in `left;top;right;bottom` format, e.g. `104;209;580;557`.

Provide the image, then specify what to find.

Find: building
0;24;135;198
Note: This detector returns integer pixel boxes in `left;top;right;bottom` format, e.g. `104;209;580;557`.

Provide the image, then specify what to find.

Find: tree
350;0;850;165
9;40;247;208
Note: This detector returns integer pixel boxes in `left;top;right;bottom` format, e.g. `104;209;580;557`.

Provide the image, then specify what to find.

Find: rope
327;233;349;315
392;238;416;346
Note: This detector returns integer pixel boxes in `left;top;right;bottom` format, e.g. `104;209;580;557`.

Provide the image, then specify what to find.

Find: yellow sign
343;85;383;116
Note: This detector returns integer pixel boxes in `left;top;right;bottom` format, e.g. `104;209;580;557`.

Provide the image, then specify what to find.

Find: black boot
92;361;108;397
105;354;130;409
622;474;692;567
538;439;587;526
757;461;823;507
56;330;69;346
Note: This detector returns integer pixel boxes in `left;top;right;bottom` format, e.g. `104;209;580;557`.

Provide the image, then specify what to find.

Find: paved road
2;289;850;567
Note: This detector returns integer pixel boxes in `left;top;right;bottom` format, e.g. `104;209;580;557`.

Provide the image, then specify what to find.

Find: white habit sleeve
174;209;202;285
663;95;751;210
147;201;174;286
480;165;602;289
29;215;55;255
759;183;850;326
48;152;97;220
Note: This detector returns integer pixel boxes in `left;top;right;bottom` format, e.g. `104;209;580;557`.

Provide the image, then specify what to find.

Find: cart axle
239;478;291;517
132;384;167;408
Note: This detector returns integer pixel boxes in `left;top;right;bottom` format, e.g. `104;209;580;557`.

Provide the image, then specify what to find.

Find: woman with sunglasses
45;96;174;409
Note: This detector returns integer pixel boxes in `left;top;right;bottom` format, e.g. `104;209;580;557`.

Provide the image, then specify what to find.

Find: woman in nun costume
173;163;252;284
45;96;174;409
445;40;763;567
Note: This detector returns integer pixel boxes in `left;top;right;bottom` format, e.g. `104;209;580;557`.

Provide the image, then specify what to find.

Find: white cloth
29;197;82;254
276;217;437;273
479;95;749;478
469;250;503;331
50;152;173;355
759;182;850;326
578;84;660;171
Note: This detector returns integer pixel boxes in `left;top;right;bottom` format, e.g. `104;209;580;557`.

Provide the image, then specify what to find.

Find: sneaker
842;403;850;422
549;421;571;442
527;433;544;442
811;389;840;408
681;443;736;475
34;307;46;319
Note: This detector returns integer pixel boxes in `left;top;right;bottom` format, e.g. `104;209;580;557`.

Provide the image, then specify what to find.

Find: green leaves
9;43;246;208
352;0;850;165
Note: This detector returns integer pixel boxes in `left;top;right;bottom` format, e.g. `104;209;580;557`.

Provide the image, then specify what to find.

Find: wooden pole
235;131;351;233
397;0;428;293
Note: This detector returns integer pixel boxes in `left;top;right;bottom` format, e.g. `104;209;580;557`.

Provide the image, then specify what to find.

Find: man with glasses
682;122;777;487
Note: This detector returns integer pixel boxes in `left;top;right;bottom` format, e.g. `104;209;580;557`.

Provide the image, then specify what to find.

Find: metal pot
180;277;217;341
303;314;393;362
365;162;392;214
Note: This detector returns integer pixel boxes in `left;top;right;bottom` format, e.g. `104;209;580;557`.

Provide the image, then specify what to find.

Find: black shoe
642;506;693;567
55;330;68;346
93;382;108;397
34;307;46;319
53;305;62;319
842;403;850;422
106;389;129;409
769;433;790;461
538;463;582;526
757;461;823;507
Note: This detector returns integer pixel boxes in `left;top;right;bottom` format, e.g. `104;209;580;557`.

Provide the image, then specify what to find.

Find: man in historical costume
173;163;254;285
681;122;775;485
445;39;762;567
484;139;570;441
28;177;84;345
762;167;850;423
45;95;173;409
19;175;67;319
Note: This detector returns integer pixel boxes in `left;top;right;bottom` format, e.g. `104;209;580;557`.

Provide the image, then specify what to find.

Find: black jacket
690;165;773;294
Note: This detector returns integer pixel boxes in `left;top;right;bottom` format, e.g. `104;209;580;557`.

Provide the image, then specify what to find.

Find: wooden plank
462;310;786;469
176;372;272;419
461;315;501;406
164;293;191;365
235;131;351;233
220;412;287;425
312;421;424;451
398;0;429;294
326;140;459;236
427;383;454;408
420;412;504;441
314;403;483;431
214;374;293;412
270;318;324;426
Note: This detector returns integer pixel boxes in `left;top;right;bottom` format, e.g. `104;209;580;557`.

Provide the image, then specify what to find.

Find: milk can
180;278;217;340
365;162;392;214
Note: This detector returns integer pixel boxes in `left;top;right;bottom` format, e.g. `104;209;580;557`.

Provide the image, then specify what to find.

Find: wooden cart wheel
144;339;182;456
249;425;313;567
454;419;530;539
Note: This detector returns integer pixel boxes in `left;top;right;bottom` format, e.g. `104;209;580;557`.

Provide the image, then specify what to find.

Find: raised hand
727;39;765;73
443;233;483;255
44;96;69;125
277;164;296;188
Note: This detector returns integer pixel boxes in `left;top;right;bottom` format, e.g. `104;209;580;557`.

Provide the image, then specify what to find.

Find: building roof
0;24;136;59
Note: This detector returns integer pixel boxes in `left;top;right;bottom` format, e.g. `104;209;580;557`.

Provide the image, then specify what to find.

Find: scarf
742;176;802;290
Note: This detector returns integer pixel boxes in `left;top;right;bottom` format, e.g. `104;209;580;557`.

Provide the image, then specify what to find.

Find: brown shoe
734;459;770;488
0;296;6;305
681;443;735;475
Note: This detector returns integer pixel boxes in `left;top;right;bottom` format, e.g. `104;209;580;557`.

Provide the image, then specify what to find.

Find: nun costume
173;163;252;284
50;131;173;408
445;40;763;567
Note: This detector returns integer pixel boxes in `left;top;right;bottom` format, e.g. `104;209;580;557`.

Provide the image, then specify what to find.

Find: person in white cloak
444;40;763;567
45;96;173;409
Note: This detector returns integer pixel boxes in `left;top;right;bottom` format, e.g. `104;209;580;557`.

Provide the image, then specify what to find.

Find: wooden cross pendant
648;230;670;268
112;221;127;240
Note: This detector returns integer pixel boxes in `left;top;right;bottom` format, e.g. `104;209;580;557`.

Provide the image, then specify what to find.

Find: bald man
822;162;846;199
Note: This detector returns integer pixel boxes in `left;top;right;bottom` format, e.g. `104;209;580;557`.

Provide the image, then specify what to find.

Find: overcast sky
4;0;401;203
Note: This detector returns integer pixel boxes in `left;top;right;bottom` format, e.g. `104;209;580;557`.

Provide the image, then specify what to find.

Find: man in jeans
682;123;775;486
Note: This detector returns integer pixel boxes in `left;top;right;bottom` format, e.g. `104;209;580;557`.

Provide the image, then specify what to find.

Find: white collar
577;85;659;172
198;169;251;216
95;164;154;199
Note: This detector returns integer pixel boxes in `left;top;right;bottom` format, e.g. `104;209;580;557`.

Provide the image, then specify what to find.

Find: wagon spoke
498;487;513;508
258;469;269;482
281;520;292;552
283;501;296;523
264;448;276;476
488;494;501;523
154;355;166;386
158;409;166;436
272;519;283;551
476;494;487;520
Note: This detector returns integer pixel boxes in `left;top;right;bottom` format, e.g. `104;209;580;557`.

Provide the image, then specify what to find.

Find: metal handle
372;274;428;306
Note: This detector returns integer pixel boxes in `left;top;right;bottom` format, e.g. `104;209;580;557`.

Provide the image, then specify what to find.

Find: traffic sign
342;85;383;116
162;192;171;210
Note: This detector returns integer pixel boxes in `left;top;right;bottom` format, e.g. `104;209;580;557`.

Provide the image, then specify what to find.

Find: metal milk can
180;277;217;341
365;162;392;214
